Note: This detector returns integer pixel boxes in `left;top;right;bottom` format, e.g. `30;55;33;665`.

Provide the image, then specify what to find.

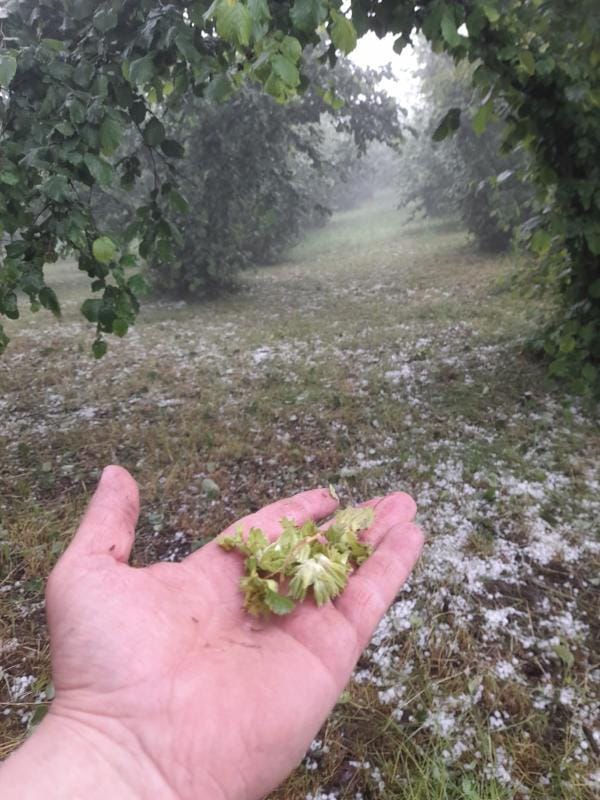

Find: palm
46;467;423;800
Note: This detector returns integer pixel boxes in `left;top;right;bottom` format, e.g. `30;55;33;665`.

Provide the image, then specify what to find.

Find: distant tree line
94;54;402;298
397;44;533;253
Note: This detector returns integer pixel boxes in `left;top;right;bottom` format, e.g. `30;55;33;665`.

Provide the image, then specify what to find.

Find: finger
229;487;340;539
333;521;424;652
184;487;339;567
65;465;140;562
319;492;416;549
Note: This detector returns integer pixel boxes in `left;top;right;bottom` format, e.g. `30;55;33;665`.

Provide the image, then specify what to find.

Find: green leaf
211;502;374;615
256;542;287;573
92;338;108;359
41;39;65;52
205;74;234;103
289;552;349;605
320;89;340;110
67;98;87;125
214;0;253;47
393;36;409;55
247;527;270;553
55;121;75;137
472;63;496;90
175;32;200;64
2;292;19;320
531;229;552;255
441;9;463;48
554;642;574;669
188;0;206;26
239;573;274;616
330;9;357;54
168;190;190;214
218;528;247;553
559;336;576;354
127;274;149;295
536;56;556;76
129;100;147;124
84;153;112;185
156;238;172;261
271;55;300;87
0;324;9;355
480;2;500;23
0;54;17;87
290;0;327;33
160;139;185;158
472;99;493;136
585;230;600;255
92;236;117;264
128;55;155;86
333;507;374;533
518;50;536;76
93;6;119;33
143;117;165;146
432;108;461;141
465;7;486;38
100;117;121;155
112;318;128;337
39;287;61;318
589;278;600;299
264;72;286;101
280;36;302;62
0;171;20;186
42;175;70;202
264;590;295;615
73;62;94;88
81;299;102;322
248;0;270;24
5;241;28;258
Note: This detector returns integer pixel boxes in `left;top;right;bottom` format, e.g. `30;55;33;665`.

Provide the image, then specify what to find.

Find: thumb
66;465;140;563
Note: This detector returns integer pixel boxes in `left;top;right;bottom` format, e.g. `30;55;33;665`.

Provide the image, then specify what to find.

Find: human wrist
0;707;177;800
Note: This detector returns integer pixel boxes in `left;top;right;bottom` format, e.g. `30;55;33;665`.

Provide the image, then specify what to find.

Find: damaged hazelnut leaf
218;506;375;617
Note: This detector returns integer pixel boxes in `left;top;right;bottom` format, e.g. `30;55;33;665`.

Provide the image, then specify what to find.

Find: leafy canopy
1;0;599;391
0;0;366;356
398;43;533;253
144;54;403;297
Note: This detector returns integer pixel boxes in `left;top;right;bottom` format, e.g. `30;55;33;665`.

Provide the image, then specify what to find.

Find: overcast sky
349;32;420;112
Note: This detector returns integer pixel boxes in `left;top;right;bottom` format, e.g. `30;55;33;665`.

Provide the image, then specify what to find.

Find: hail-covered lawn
1;195;598;798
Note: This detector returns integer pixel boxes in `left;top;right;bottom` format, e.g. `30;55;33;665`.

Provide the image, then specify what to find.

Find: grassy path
1;195;599;798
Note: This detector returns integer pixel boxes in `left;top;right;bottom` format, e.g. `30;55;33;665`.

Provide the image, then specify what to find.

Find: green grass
1;193;598;798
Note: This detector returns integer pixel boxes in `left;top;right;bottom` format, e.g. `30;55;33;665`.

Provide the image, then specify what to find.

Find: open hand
4;466;423;800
